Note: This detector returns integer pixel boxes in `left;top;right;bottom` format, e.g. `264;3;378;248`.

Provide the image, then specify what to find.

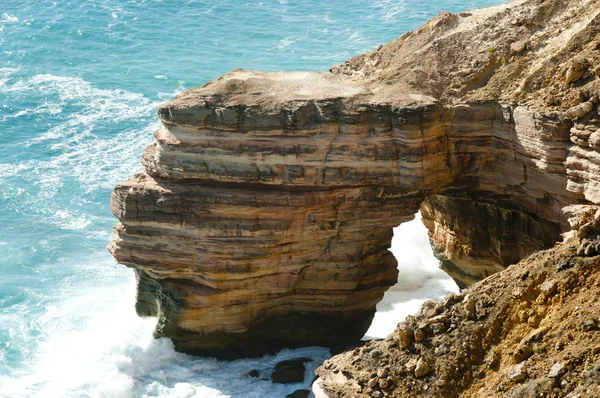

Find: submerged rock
286;390;310;398
271;358;310;384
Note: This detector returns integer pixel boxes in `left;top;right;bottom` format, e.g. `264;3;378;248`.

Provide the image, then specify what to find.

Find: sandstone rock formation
109;0;600;357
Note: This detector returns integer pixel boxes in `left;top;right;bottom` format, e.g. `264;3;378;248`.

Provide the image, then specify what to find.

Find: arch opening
364;212;459;339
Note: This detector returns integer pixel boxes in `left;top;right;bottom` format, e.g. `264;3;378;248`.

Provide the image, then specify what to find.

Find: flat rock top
162;0;600;116
165;70;371;111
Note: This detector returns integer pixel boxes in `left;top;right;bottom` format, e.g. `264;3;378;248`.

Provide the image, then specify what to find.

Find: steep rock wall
108;0;600;356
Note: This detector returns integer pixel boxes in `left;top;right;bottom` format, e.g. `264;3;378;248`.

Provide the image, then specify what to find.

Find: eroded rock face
110;174;420;355
315;208;600;398
421;195;563;288
108;0;600;356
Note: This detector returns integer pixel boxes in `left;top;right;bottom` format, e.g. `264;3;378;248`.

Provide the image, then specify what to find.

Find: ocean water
0;0;505;396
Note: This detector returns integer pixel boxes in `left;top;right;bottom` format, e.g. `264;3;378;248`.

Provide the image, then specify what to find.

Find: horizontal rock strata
421;194;563;288
109;0;600;356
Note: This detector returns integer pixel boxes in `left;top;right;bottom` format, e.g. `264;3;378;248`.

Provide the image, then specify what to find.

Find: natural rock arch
108;0;600;357
109;78;583;356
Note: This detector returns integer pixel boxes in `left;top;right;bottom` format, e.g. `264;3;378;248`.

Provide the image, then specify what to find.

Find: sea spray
366;213;459;339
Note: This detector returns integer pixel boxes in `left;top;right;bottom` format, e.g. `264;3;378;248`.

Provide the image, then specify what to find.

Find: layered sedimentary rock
109;0;600;356
421;194;563;288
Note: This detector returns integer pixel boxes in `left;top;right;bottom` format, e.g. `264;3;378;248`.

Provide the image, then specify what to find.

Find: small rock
565;57;586;84
415;357;432;379
367;377;378;389
510;41;527;54
378;378;389;389
437;293;463;311
555;341;564;351
544;93;557;106
418;300;438;318
566;101;594;119
397;326;413;348
385;376;394;388
508;379;553;397
588;132;600;149
525;327;548;343
527;313;542;328
405;358;417;374
584;242;597;256
435;345;448;356
370;348;383;359
463;295;476;320
247;369;260;378
377;367;389;378
583;318;597;331
514;343;533;363
577;219;598;239
540;280;558;297
414;329;426;342
370;390;382;398
507;363;528;382
286;390;310;398
585;364;600;381
548;362;566;378
429;314;448;324
272;358;311;384
432;322;446;334
486;350;501;369
457;68;474;77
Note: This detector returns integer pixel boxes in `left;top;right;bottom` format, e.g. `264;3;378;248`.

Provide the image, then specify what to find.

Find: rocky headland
109;0;600;395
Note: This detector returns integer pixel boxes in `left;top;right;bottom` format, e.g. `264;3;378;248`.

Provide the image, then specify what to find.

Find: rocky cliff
108;0;600;358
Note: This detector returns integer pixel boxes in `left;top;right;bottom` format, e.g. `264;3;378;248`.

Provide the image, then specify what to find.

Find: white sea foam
0;262;330;398
1;13;19;23
365;212;459;339
53;210;92;230
370;0;407;22
277;37;297;50
0;73;158;229
0;163;27;179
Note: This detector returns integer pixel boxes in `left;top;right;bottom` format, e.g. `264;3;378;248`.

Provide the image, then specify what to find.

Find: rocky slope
109;0;600;358
315;208;600;398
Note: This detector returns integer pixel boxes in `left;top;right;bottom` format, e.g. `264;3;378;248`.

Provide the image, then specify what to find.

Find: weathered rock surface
109;0;600;357
315;208;600;397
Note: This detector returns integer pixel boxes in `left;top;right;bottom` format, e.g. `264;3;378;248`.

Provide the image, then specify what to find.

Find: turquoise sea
1;1;505;396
